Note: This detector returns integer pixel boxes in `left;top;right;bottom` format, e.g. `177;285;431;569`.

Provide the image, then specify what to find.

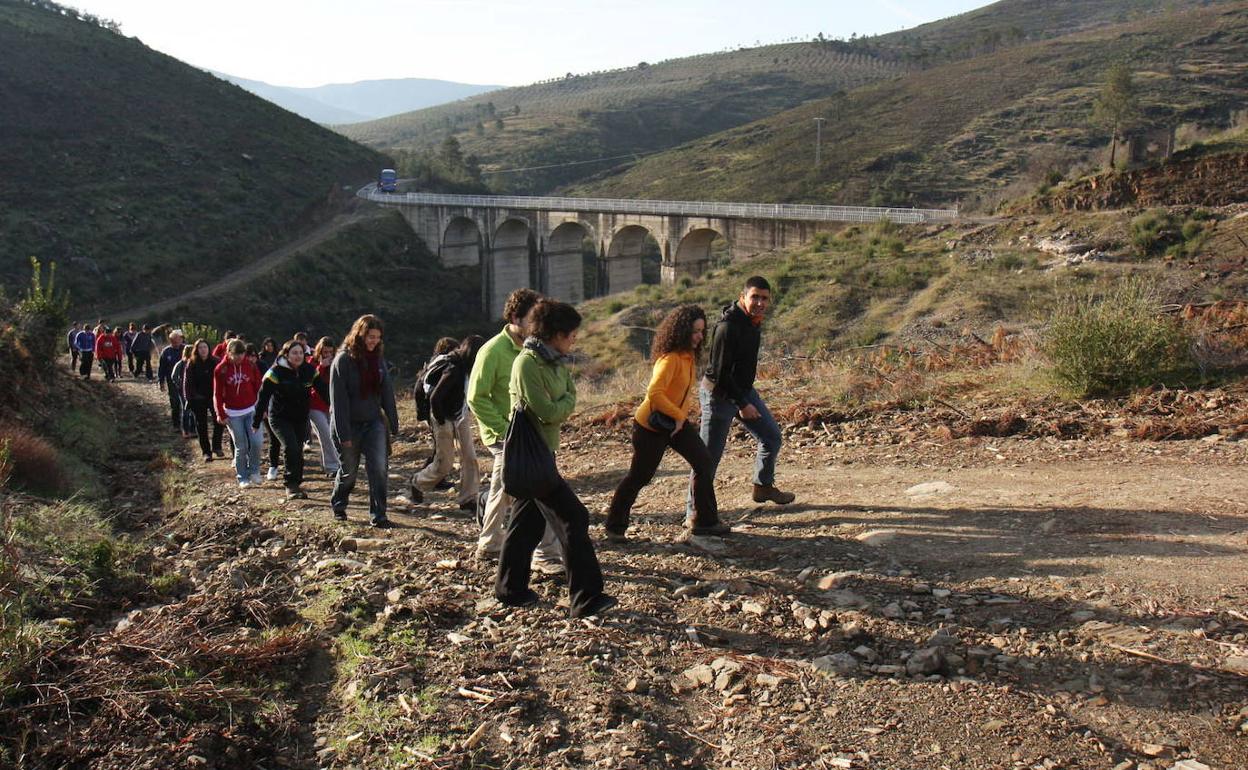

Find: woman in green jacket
495;300;616;618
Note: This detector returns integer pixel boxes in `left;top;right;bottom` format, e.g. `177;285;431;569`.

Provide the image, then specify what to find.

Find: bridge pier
367;190;957;315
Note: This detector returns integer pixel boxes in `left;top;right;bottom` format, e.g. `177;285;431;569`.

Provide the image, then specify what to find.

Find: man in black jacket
691;276;794;519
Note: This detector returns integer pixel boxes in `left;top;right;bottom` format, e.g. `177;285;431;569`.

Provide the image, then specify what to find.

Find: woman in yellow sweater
606;305;727;541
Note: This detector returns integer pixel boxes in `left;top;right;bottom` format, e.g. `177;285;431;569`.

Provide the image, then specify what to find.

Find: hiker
412;335;485;510
131;324;155;380
244;342;282;480
212;330;236;361
67;322;81;371
258;338;278;371
411;337;460;495
170;343;194;438
495;300;615;618
94;325;122;382
253;339;324;500
74;324;96;379
308;337;340;477
122;322;137;375
607;304;727;540
329;314;399;527
214;339;264;488
694;276;795;517
184;339;224;461
158;329;187;430
257;338;283;481
467;288;563;570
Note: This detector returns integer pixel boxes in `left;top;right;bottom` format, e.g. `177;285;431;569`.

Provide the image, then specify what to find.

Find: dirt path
108;208;371;320
89;378;1248;769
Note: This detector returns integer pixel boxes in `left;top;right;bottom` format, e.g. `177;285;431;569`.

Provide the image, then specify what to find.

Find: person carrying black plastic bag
494;300;615;618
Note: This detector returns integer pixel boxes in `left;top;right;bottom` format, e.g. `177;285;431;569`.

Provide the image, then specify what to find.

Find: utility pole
813;117;826;170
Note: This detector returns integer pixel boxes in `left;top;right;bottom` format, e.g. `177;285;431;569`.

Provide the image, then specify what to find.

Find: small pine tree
1092;61;1141;168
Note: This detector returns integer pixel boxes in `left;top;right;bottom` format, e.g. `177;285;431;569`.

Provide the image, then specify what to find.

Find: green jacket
467;326;523;446
509;340;576;453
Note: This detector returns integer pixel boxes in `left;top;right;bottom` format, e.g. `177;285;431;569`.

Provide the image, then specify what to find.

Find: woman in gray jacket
329;315;399;527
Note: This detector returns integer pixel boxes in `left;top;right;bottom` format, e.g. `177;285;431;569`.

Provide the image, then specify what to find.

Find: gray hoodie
329;350;398;440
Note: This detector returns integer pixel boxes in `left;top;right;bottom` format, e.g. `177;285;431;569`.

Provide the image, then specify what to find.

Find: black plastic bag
502;404;560;499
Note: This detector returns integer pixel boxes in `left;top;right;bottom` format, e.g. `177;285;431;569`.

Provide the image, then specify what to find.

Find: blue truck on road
377;168;397;193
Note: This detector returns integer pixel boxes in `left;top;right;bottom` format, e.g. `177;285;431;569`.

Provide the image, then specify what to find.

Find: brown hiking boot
753;484;795;505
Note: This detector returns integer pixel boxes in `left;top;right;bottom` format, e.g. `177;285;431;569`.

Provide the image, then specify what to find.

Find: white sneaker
266;467;280;481
239;480;251;489
250;474;263;485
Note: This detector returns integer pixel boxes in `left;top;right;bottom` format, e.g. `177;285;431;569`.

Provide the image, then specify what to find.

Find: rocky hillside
567;1;1248;208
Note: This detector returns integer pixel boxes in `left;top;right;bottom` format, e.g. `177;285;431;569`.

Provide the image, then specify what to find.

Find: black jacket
428;354;471;423
703;302;761;408
184;356;219;402
254;358;324;426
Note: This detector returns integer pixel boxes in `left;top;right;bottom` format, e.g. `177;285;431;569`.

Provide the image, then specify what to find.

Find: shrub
1044;279;1194;397
0;425;63;495
1130;210;1182;256
178;322;220;347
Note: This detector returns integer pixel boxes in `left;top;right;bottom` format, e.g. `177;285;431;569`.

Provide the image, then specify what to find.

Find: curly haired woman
605;304;727;541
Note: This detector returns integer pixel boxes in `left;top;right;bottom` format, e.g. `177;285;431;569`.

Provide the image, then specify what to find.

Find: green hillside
0;0;383;315
338;42;907;193
339;0;1209;197
567;1;1248;208
158;211;488;376
852;0;1208;65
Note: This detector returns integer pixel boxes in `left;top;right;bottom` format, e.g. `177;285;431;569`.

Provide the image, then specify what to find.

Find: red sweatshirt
309;361;331;413
95;333;121;361
212;340;230;360
212;357;262;422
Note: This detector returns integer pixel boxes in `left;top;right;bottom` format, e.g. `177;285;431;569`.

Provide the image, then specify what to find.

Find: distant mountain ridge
212;72;502;125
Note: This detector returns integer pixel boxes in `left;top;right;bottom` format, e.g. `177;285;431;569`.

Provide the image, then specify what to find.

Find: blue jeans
226;412;263;482
331;418;389;522
688;387;782;517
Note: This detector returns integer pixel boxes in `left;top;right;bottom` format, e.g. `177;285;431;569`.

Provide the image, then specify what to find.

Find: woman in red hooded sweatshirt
94;325;123;382
214;339;264;488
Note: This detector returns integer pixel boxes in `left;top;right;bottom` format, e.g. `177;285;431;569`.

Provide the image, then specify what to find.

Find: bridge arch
544;221;596;304
605;224;662;295
441;216;482;268
670;226;725;283
489;218;535;320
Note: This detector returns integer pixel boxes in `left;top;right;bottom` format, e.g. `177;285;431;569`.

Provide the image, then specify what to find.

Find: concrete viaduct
357;188;958;317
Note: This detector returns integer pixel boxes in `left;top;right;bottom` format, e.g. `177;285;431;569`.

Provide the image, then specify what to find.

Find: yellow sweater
634;351;696;432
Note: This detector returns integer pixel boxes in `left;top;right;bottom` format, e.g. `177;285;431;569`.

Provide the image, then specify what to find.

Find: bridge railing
358;188;958;224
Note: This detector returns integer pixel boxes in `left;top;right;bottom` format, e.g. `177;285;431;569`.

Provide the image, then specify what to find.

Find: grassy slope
339;0;1203;197
338;43;906;193
0;1;384;315
574;201;1233;374
159;211;489;376
566;2;1248;207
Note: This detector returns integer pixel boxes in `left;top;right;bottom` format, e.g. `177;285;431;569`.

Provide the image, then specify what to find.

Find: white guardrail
358;187;958;225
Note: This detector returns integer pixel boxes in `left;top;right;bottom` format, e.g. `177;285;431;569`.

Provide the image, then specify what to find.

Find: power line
481;152;657;175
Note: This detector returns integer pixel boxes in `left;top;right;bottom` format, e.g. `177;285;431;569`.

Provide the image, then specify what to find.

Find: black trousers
607;422;718;532
495;477;605;616
167;388;182;430
78;351;94;377
265;421;281;469
133;351;152;379
188;398;223;456
71;348;79;369
269;415;309;490
126;351;135;373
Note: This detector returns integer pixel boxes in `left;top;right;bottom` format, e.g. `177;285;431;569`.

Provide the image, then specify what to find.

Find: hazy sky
74;0;995;87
